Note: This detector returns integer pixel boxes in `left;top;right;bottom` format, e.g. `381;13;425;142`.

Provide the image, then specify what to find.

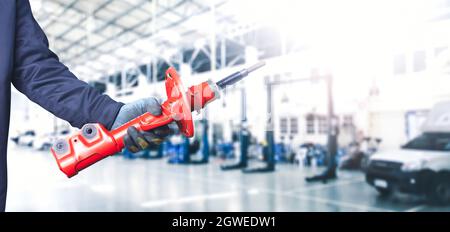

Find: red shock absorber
51;62;264;178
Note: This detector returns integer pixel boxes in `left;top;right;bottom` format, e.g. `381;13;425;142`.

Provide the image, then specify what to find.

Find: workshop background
7;0;450;211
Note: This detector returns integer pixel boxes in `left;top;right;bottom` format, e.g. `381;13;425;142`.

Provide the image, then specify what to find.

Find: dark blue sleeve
11;0;123;129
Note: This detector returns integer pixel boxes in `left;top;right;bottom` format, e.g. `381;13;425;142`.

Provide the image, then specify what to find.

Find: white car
366;102;450;204
14;130;36;147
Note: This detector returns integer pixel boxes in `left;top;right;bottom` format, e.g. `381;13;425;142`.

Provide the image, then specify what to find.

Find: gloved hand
111;97;176;153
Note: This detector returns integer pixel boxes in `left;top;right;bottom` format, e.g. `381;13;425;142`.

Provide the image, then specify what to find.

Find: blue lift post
167;137;190;164
200;116;210;163
242;78;275;173
305;73;339;183
182;116;209;164
219;62;266;171
183;136;191;163
221;87;249;170
189;116;210;164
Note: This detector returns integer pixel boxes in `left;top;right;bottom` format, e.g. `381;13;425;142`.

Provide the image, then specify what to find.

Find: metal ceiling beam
55;0;115;41
78;5;146;37
65;0;189;61
51;0;220;60
44;0;146;39
44;0;251;76
60;0;152;52
42;0;79;29
51;1;153;61
69;1;227;69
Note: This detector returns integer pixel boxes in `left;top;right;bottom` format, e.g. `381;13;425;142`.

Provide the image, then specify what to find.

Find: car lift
242;71;339;177
221;87;249;170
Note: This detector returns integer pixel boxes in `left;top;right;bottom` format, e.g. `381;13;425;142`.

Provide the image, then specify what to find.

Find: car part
51;62;265;177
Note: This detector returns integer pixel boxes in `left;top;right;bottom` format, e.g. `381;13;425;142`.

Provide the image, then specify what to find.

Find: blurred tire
360;156;369;172
428;174;450;205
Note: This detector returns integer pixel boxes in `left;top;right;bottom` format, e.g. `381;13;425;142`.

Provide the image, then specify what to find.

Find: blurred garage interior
7;0;450;211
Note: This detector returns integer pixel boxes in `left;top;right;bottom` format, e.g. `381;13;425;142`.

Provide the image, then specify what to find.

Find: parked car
366;101;450;204
11;130;36;147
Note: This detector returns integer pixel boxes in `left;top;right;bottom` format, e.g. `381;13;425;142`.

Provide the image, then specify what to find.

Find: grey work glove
112;97;176;153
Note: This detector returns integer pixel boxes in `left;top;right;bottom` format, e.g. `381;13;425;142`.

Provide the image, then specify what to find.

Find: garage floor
5;145;450;212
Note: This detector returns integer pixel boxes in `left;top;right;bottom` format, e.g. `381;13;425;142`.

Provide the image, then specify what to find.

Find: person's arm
12;0;123;129
12;0;174;153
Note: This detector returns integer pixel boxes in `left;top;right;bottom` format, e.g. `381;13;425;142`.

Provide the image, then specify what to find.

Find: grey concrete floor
5;145;450;212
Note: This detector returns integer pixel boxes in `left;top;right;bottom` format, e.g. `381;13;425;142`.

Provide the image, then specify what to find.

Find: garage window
290;117;298;135
280;117;288;134
318;116;328;134
342;115;353;127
